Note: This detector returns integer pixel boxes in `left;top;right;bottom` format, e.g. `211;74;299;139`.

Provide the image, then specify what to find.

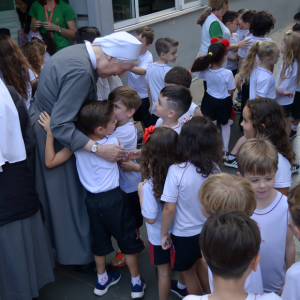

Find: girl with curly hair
226;98;297;195
138;126;178;300
161;116;222;296
0;35;37;109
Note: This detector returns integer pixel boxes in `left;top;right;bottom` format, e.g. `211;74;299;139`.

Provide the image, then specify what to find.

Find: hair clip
181;114;194;125
266;47;270;51
286;30;292;35
208;6;212;10
258;41;262;46
208;52;213;56
142;125;155;143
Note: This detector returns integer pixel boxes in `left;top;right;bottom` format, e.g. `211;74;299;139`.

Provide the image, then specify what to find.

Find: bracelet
279;90;283;95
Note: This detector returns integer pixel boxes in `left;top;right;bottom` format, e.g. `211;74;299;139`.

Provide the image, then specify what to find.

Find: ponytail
239;40;260;83
191;54;213;72
197;9;212;26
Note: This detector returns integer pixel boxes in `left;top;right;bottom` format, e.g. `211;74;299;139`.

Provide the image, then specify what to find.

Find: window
113;0;203;29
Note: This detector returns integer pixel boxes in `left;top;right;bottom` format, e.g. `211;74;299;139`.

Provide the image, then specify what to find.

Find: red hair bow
143;125;155;143
210;37;230;48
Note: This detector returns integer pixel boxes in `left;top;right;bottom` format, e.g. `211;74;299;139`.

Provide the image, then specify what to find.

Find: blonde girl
275;30;300;136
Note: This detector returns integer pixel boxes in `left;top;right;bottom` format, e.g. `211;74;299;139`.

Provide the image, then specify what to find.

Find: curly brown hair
177;116;222;177
21;42;45;77
0;35;31;100
246;98;295;165
140;127;178;203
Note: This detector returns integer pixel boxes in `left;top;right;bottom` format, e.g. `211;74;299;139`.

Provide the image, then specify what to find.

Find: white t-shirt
183;292;281;300
238;35;271;59
155;118;181;134
108;122;141;193
237;28;249;42
208;263;264;294
142;179;172;246
145;62;172;113
251;191;289;293
281;261;300;300
227;33;239;71
275;60;299;106
161;162;219;237
0;68;36;109
249;66;276;100
74;137;119;193
178;102;200;124
274;153;292;189
128;51;153;99
198;68;235;99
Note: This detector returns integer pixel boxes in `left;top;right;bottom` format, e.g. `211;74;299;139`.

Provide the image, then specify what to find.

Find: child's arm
275;87;294;99
130;67;146;76
194;107;203;117
148;84;153;115
161;202;176;250
228;53;238;61
138;180;156;225
38;112;73;169
285;225;295;270
120;160;141;172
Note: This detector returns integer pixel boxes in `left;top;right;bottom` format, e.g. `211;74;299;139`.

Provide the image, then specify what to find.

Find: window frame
113;0;204;30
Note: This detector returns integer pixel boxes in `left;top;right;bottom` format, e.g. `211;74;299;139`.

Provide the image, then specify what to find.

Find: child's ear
127;108;136;118
250;254;260;272
168;110;176;118
95;126;104;135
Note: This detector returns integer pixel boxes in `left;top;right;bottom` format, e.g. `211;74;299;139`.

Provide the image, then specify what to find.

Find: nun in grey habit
29;32;142;265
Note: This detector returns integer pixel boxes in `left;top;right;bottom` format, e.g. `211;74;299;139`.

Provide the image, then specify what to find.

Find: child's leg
124;254;139;278
196;258;210;294
178;272;185;286
182;264;202;295
221;122;231;152
230;136;247;155
284;117;291;137
157;263;172;300
95;255;107;275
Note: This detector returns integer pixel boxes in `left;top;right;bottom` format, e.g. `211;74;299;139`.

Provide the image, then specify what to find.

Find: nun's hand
38;111;52;134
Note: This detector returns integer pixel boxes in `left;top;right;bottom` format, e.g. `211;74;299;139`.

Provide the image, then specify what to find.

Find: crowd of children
1;4;300;300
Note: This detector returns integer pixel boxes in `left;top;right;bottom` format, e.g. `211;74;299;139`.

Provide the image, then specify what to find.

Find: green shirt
29;1;76;51
209;21;223;39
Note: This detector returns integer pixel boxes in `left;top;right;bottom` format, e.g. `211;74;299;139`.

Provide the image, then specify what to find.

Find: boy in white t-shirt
154;85;192;134
281;184;300;300
107;86;143;268
129;27;155;130
164;66;202;123
146;37;179;125
75;100;146;299
236;138;295;294
184;209;281;300
198;173;264;295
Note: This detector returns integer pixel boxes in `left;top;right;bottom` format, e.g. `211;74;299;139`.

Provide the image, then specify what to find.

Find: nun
0;81;55;300
29;32;142;268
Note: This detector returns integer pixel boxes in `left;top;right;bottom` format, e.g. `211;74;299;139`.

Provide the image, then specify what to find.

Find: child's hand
283;91;294;98
237;39;252;49
38;111;52;134
161;233;172;250
235;74;242;87
120;160;140;172
127;149;142;160
138;179;147;199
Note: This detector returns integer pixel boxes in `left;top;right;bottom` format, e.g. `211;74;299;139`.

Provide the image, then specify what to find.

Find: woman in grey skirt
0;82;55;300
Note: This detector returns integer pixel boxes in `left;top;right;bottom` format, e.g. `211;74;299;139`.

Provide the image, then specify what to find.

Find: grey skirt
0;210;55;300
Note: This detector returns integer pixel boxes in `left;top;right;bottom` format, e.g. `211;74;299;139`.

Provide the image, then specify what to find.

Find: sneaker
170;280;187;299
110;249;126;267
233;100;238;106
236;92;242;102
229;119;234;126
224;157;238;169
223;151;230;160
94;271;121;296
131;278;146;299
289;129;297;139
234;106;242;113
137;137;144;145
292;163;300;174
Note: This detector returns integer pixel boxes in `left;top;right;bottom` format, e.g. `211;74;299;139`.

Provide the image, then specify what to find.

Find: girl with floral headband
275;30;300;137
191;38;235;160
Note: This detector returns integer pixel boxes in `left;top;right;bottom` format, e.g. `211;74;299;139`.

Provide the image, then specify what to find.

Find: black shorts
127;191;143;229
133;97;153;128
281;104;292;118
149;242;170;266
150;114;159;125
291;91;300;119
201;93;232;125
171;234;202;272
231;69;238;77
85;187;145;256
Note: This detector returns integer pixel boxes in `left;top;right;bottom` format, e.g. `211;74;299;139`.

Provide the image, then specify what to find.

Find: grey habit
29;44;97;265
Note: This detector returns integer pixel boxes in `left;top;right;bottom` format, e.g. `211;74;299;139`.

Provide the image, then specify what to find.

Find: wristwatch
58;27;62;33
91;142;98;154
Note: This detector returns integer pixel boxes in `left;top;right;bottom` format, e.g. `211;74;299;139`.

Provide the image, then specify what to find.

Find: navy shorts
127;191;143;229
291;91;300;119
282;104;292;118
85;187;145;256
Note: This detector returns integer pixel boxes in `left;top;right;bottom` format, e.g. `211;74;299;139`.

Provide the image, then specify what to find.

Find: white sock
221;122;231;152
131;274;141;286
177;281;186;290
292;124;297;131
97;270;108;285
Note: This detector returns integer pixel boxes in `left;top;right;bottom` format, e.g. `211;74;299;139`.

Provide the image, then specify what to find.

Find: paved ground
38;24;300;299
